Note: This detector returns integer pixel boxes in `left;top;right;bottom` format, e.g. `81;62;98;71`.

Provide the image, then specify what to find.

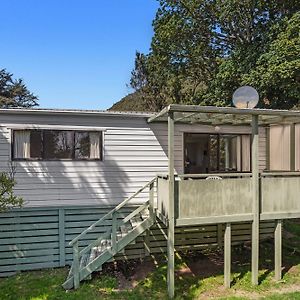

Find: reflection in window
75;132;90;159
44;131;73;159
13;130;102;160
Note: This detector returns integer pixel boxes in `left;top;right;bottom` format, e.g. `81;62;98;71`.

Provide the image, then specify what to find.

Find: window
13;130;102;160
184;133;251;174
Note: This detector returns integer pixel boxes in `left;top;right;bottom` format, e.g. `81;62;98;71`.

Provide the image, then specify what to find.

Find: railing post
73;241;80;289
149;181;155;219
167;111;175;299
251;114;260;285
112;211;117;255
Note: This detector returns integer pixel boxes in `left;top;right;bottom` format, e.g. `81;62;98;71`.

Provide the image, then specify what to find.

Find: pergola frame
148;104;300;299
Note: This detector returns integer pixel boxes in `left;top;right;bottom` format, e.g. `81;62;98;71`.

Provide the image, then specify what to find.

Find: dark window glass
30;130;43;159
75;132;90;159
44;130;74;159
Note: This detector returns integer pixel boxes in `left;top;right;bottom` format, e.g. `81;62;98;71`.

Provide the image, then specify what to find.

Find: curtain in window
14;131;30;159
90;132;100;159
241;135;251;172
269;125;290;171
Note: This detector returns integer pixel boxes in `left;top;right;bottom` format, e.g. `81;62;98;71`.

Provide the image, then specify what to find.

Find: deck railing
157;172;300;226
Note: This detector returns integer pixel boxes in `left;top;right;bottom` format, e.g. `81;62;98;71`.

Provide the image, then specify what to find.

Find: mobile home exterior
0;107;296;279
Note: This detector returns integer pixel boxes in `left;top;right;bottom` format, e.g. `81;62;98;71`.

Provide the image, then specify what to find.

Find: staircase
63;178;156;290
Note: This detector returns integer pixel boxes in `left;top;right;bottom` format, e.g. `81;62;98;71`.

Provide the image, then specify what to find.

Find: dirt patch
129;259;156;288
177;250;223;279
96;258;156;291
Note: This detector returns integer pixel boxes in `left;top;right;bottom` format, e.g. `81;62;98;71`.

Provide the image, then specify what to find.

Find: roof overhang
0;108;153;118
148;104;300;126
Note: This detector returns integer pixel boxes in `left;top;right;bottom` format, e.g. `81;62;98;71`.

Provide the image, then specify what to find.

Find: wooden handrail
178;173;252;178
69;177;156;246
261;171;300;177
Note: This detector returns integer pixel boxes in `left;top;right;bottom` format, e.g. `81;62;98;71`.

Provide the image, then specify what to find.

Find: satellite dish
232;86;259;109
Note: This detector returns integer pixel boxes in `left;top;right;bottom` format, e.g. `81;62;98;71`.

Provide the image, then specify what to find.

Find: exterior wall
0;111;267;207
0;113;170;207
0;205;275;277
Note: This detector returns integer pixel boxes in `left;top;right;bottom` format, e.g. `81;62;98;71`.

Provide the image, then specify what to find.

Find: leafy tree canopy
0;69;38;108
128;0;300;111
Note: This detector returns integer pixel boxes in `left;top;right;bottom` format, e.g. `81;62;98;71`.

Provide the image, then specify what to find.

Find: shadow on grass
1;220;300;300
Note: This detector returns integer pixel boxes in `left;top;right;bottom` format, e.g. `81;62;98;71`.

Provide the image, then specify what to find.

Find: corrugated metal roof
0;107;155;118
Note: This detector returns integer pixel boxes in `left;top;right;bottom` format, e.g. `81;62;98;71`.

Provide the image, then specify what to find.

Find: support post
112;211;117;255
73;241;80;289
275;219;282;281
290;123;295;171
251;114;259;285
224;223;231;288
167;111;175;299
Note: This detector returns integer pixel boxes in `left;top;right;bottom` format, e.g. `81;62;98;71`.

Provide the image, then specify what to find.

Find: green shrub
0;171;23;211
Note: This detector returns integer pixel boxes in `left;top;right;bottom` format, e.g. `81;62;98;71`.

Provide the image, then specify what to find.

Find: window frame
12;129;103;161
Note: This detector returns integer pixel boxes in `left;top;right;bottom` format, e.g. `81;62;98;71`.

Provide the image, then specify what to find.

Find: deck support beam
251;114;259;285
224;223;231;288
167;111;175;299
274;219;282;281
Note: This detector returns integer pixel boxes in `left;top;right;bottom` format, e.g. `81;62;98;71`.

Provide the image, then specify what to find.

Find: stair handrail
69;177;157;246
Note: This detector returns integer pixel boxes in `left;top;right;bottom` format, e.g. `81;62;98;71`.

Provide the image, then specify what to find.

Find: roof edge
0;107;154;118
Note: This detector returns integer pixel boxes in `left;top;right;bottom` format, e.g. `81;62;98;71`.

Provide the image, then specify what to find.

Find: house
0;105;299;297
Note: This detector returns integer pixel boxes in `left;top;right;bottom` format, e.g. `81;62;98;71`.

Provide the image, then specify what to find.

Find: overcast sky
1;0;158;109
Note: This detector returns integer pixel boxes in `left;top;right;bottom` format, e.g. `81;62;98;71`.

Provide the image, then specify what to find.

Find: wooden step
130;215;148;236
63;213;155;290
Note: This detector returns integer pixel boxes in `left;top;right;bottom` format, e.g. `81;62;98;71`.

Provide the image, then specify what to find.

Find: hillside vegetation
112;1;300;112
109;92;150;112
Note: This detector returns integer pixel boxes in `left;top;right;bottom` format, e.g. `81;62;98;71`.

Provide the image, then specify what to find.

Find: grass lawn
1;220;300;300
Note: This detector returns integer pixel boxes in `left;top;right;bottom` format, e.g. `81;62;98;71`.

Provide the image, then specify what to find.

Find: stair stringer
63;215;155;290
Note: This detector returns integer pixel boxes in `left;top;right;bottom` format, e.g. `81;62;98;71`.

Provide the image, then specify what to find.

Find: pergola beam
168;104;300;117
148;104;300;125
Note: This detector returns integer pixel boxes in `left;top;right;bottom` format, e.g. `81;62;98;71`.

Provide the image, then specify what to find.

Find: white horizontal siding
0;112;267;207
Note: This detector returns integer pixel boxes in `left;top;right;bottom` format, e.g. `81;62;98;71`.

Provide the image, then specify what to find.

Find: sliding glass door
184;133;251;174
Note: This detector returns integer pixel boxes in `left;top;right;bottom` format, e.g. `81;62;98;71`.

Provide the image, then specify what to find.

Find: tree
243;12;300;109
0;165;23;212
129;0;300;110
0;69;38;108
